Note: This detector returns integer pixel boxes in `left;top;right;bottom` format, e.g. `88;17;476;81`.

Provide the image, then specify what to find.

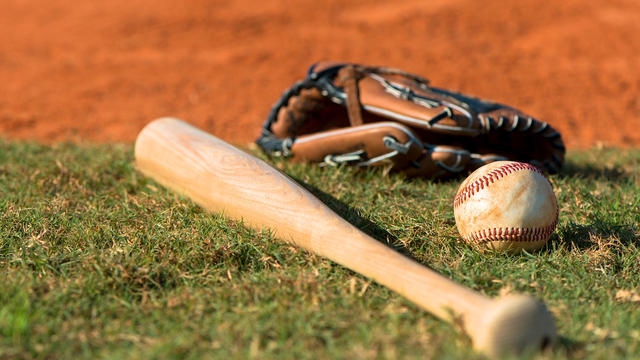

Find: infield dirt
1;0;639;148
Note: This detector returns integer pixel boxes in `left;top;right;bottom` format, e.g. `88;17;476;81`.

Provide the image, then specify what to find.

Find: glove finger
290;122;423;169
469;153;509;171
404;145;473;178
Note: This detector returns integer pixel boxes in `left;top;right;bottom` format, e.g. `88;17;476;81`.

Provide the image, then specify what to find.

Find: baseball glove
257;62;565;178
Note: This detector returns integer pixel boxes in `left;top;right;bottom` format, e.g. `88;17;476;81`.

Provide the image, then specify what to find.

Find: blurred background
1;0;638;149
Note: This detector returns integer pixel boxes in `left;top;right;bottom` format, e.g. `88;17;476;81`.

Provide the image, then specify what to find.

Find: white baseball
453;161;559;252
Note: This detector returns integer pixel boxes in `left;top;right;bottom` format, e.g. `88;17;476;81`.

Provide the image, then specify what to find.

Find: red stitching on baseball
453;162;544;208
465;214;558;244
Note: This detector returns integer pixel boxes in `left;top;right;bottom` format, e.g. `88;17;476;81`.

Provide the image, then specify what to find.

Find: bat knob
470;295;556;358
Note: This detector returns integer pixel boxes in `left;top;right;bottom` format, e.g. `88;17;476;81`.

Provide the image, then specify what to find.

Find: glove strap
342;65;365;127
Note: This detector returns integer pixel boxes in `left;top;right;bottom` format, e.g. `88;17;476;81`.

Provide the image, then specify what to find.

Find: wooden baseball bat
134;117;556;357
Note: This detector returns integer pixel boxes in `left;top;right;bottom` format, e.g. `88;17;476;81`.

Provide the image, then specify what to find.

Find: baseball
453;161;558;252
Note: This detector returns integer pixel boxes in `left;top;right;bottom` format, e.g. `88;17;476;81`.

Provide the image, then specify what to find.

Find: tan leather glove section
290;122;423;170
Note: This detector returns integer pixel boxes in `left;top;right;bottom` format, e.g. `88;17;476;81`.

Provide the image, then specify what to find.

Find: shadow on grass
555;335;585;358
556;332;629;358
284;174;425;258
292;177;397;241
558;161;630;182
556;219;638;250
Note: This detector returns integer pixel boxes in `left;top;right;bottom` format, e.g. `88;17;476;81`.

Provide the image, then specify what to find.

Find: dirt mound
1;0;639;149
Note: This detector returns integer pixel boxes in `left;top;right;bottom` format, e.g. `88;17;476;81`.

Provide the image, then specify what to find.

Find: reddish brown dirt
1;0;639;148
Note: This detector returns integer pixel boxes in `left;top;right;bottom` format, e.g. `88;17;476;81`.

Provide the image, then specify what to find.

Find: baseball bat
134;117;556;357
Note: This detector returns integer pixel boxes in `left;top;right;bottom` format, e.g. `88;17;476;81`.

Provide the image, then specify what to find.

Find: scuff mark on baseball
453;161;559;252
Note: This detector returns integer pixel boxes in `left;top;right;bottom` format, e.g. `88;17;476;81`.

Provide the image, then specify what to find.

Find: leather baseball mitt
257;62;565;178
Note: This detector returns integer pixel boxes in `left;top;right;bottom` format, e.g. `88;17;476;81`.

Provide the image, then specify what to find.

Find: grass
0;139;639;359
